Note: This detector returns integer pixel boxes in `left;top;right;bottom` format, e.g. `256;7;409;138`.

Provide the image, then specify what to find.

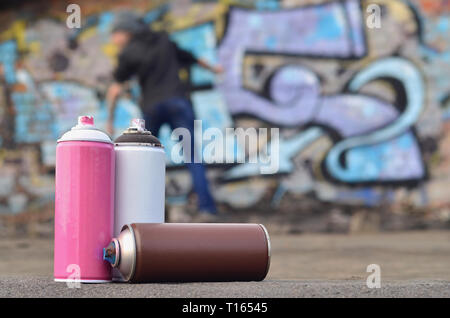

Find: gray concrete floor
1;276;449;297
1;231;450;297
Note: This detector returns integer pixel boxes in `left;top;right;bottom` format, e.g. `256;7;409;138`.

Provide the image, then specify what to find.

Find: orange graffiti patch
419;0;450;15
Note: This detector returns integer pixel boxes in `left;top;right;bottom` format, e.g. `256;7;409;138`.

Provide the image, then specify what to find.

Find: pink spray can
54;116;114;283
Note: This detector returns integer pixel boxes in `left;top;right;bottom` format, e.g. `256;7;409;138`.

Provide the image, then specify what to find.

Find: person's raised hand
213;65;224;74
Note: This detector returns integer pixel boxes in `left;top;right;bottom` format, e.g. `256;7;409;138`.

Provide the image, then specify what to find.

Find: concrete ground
1;231;450;297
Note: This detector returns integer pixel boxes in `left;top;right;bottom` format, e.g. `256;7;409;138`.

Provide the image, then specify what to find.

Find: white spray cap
130;118;146;132
57;115;112;144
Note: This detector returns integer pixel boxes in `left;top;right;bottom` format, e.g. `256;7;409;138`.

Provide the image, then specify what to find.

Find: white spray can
114;118;166;236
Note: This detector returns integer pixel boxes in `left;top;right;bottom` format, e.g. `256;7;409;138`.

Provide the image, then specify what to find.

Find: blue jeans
144;97;217;214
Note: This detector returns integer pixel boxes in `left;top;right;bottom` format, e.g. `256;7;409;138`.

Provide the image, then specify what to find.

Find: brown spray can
103;223;271;283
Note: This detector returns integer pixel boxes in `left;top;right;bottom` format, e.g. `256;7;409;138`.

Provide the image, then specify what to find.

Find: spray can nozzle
103;241;117;267
78;116;94;127
130;119;146;132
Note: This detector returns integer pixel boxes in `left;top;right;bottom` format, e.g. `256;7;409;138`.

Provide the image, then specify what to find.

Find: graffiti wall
0;0;449;231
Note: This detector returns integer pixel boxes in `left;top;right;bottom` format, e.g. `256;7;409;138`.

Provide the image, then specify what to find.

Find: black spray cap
114;119;163;147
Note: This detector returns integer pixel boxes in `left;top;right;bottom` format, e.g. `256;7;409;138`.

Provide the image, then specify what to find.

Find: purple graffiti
217;1;366;126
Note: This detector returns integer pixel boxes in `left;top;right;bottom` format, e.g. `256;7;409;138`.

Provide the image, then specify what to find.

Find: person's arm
106;82;123;136
174;43;223;74
106;49;139;136
197;58;223;74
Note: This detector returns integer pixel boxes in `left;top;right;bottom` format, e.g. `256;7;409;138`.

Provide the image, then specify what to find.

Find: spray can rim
259;224;271;277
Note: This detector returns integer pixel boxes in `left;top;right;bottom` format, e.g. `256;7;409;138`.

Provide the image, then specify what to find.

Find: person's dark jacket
113;30;197;112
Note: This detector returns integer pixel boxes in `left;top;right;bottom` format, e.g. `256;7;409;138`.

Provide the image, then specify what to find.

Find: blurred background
0;0;449;239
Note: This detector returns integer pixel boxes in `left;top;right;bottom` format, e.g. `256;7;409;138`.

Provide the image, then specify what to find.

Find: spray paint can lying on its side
103;223;271;283
54;116;114;283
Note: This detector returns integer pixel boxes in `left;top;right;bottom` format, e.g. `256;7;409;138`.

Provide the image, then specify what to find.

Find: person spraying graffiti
106;12;223;220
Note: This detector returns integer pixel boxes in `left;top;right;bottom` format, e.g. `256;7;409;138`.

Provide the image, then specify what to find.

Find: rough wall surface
0;0;449;233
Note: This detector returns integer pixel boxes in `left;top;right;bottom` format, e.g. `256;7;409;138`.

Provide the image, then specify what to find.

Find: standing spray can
54;116;114;283
113;118;165;236
112;119;165;281
103;223;271;283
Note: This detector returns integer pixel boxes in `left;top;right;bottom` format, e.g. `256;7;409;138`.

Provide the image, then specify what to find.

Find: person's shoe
192;211;219;223
168;205;193;223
